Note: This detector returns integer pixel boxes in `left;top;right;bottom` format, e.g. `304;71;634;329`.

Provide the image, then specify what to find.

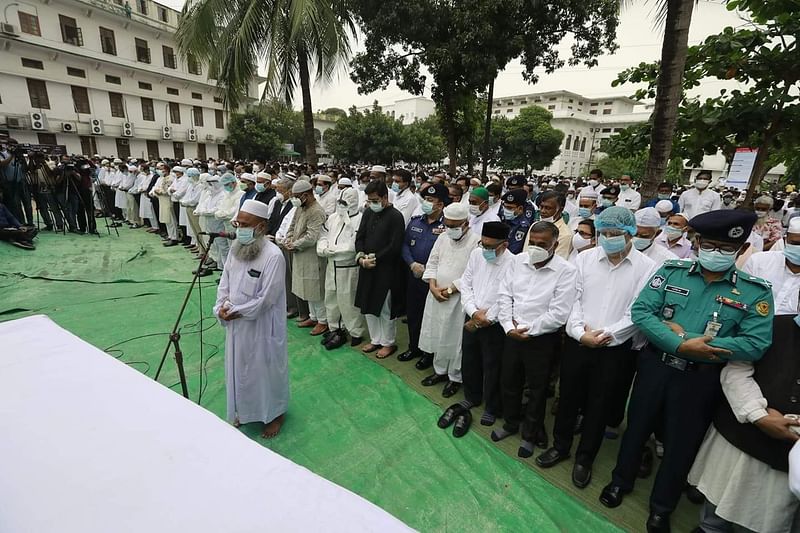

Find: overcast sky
165;0;750;110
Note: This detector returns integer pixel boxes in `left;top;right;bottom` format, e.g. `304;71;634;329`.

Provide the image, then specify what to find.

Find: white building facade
0;0;259;160
356;96;436;125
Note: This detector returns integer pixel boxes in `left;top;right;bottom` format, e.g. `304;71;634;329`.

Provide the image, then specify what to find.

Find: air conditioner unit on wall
90;118;104;135
162;126;172;140
121;122;134;137
30;112;46;130
205;134;214;141
6;117;23;128
187;128;197;142
62;122;77;133
0;23;19;36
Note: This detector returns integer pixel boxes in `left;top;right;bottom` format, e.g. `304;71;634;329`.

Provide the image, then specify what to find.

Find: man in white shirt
436;221;513;436
678;171;721;219
632;207;678;265
616;174;641;211
390;169;419;226
490;221;578;459
655;213;694;259
467;187;499;238
585;169;606;195
314;174;338;216
537;207;655;490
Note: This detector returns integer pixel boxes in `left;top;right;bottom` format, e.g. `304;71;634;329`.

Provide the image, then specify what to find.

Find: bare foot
261;414;285;439
233;417;241;428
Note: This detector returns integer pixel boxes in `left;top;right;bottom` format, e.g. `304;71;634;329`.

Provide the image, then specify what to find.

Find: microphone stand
154;233;219;399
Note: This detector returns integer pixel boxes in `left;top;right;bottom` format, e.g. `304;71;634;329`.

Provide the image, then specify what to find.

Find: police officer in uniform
501;189;532;254
599;209;774;533
502;175;536;224
398;183;450;369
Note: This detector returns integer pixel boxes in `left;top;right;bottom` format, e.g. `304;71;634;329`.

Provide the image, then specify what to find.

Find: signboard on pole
726;148;758;190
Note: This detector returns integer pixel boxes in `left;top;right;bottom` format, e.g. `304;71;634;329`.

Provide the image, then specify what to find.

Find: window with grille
213;96;223;104
138;81;152;90
166;87;179;96
116;138;131;159
72;86;90;114
197;143;206;160
602;109;612;115
137;0;147;15
173;142;184;160
21;58;44;69
215;109;224;129
18;12;41;36
146;140;160;159
157;6;168;22
67;66;86;78
99;27;116;55
80;136;97;156
59;15;83;46
105;75;121;85
162;46;177;69
191;92;202;100
187;54;202;75
37;133;57;145
26;78;50;109
192;106;204;127
169;102;181;124
109;92;125;118
135;38;150;63
141;97;155;121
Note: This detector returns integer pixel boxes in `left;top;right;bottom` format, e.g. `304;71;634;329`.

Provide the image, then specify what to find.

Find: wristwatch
446;287;453;296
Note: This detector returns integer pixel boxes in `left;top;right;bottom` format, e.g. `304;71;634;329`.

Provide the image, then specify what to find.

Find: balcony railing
62;26;84;46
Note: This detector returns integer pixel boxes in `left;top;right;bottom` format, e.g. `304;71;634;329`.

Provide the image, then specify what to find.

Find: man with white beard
214;199;289;439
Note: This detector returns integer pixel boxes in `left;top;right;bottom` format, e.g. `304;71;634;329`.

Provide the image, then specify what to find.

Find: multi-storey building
356;96;436;125
0;0;260;160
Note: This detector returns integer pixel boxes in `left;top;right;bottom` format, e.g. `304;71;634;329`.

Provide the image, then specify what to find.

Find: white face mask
446;226;464;240
572;232;592;251
540;215;555;223
275;192;284;203
528;245;551;264
588;179;599;187
695;179;709;189
755;209;769;219
468;205;482;217
290;197;301;208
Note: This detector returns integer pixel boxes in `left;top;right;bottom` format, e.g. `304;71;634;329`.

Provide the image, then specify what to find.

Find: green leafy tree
226;99;303;160
321;107;347;119
176;0;355;166
400;116;446;165
324;105;405;163
348;0;619;175
494;107;563;175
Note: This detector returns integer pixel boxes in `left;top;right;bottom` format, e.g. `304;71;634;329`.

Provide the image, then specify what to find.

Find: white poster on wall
726;148;758;190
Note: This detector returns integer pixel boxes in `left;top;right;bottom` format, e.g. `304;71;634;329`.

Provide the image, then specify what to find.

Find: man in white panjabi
419;202;481;398
214;199;289;439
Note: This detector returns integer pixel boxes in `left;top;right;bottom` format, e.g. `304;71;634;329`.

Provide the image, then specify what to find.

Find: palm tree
176;0;355;165
639;0;696;200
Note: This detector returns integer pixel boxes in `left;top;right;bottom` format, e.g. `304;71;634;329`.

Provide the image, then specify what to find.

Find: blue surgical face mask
420;200;434;215
599;234;628;255
255;183;266;193
663;225;684;239
620;184;630;192
698;249;737;272
578;207;592;218
369;201;384;213
600;198;614;208
223;184;235;193
315;185;324;195
502;207;517;220
236;227;255;245
391;182;400;193
482;248;497;263
783;243;800;266
632;236;653;251
658;193;671;201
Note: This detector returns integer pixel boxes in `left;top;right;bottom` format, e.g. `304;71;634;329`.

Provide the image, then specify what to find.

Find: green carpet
0;227;698;532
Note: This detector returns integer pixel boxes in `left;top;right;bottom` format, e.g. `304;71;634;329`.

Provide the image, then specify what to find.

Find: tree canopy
492;106;563;174
226;99;303;160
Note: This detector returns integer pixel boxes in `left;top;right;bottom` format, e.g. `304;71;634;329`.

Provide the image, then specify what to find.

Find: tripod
154;234;219;399
90;177;118;237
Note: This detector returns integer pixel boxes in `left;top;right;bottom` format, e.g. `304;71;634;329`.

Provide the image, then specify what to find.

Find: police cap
689;209;757;244
421;183;450;203
506;175;526;188
502;188;528;206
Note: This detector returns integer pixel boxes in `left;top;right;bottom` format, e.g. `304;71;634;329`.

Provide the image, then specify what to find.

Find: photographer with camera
27;151;65;232
0;138;34;226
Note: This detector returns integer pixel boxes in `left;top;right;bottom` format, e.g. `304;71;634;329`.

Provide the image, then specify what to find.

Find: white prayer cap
578;188;598;199
172;166;186;173
239;172;256;183
205;173;220;182
754;194;774;207
256;171;270;181
126;165;137;171
317;174;333;184
443;202;469;221
113;158;123;164
240;199;270;220
101;159;109;164
199;172;211;182
635;207;662;228
370;165;387;174
180;158;193;166
656;200;674;213
338;177;353;187
271;178;280;186
673;212;690;223
292;180;312;194
788;217;800;234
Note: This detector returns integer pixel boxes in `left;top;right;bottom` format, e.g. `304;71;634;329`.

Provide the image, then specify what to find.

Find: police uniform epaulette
662;259;693;268
738;271;773;289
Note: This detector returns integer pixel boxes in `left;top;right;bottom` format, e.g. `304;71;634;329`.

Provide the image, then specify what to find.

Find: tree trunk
641;0;695;201
482;78;495;180
297;48;318;166
743;113;783;207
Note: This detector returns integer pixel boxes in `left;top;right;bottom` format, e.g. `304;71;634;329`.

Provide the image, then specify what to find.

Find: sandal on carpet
376;345;397;359
361;343;380;354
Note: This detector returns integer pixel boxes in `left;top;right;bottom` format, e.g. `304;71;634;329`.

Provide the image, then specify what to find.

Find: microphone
199;231;233;240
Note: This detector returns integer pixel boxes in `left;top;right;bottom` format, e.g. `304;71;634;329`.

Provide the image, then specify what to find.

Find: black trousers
405;274;429;353
611;348;722;515
553;338;634;466
461;323;505;415
607;348;639;428
501;331;559;441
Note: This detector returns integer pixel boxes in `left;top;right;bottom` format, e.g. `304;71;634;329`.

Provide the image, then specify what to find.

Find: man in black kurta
355;180;407;359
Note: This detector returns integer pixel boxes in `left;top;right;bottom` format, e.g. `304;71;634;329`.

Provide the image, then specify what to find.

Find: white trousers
308;300;327;324
364;294;395;347
324;265;367;338
433;350;462;383
162;207;178;240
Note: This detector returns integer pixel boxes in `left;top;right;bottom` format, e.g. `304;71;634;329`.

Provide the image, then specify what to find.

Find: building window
590;102;598;107
166;87;179;96
115;138;131;159
548;97;557;101
578;101;583;106
547;105;556;110
80;136;97;156
589;110;598;115
187;54;202;75
141;97;155;121
215;109;224;129
138;81;152;90
109;92;125;118
572;137;580;151
105;75;121;85
567;106;573;110
71;86;90;114
519;99;527;104
26;78;49;109
602;109;612;115
37;133;57;145
136;0;147;15
169;102;181;124
601;128;612;133
568;99;574;103
197;142;206;160
218;144;227;159
99;27;116;55
21;58;44;69
162;46;177;69
67;66;86;78
192;106;204;127
146;140;160;159
173;141;184;160
135;38;151;63
213;96;223;104
157;6;168;22
18;11;41;36
565;135;572;149
603;101;613;105
580;138;587;152
191;92;202;100
493;110;500;114
506;109;513;113
59;15;83;46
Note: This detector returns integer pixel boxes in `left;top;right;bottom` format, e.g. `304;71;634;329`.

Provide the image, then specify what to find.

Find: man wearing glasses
599;209;774;533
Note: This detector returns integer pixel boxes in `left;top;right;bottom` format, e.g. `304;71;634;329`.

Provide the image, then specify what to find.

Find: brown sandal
361;343;380;353
376;345;398;359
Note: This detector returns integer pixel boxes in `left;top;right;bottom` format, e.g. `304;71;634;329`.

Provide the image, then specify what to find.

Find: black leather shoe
415;354;433;370
421;373;448;387
320;330;335;345
324;331;348;351
599;484;627;508
638;445;654;479
452;410;472;438
442;381;461;398
350;336;363;347
572;463;592;489
535;428;548;449
438;404;466;429
397;349;420;362
646;512;671;533
163;239;179;247
535;447;570;468
685;485;705;505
